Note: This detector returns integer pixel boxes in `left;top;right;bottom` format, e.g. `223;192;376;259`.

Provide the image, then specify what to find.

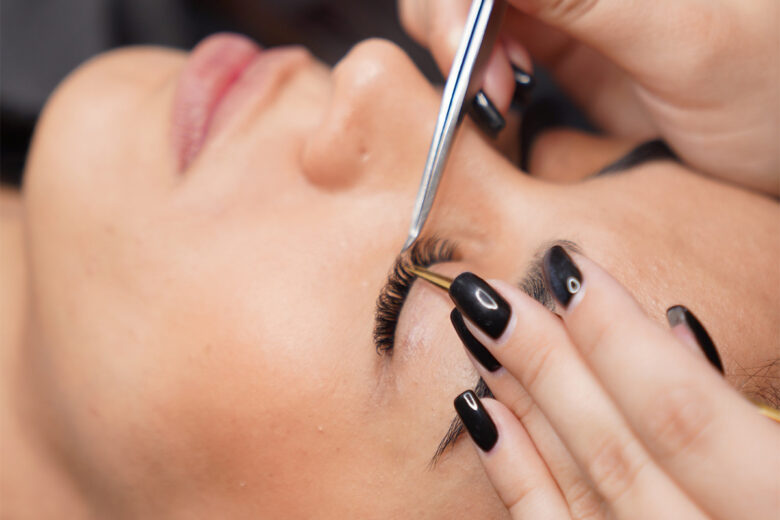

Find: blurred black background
1;0;443;187
1;0;586;188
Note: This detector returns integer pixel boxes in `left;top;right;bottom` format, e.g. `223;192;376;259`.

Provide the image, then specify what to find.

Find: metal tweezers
402;0;507;251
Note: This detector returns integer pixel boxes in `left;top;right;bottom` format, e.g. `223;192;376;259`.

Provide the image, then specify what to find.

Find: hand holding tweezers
402;0;507;252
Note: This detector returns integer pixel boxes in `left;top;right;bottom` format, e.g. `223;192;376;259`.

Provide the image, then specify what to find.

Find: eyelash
373;237;457;355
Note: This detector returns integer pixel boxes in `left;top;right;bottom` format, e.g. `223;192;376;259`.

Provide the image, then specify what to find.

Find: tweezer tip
401;232;418;252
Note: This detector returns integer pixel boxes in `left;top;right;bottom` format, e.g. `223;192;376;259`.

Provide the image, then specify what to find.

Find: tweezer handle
402;0;507;251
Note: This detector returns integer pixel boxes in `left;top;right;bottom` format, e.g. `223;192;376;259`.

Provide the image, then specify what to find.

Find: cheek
25;205;380;510
24;49;183;264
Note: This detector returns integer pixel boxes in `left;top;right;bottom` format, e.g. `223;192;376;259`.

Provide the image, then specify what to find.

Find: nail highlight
449;272;511;339
511;65;535;107
451;309;502;372
454;390;498;452
543;245;582;308
469;90;506;136
666;305;724;374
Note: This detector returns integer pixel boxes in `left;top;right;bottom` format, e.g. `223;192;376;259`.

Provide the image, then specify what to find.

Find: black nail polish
454;390;498;452
542;245;582;309
451;309;502;372
449;272;511;339
511;65;535;108
666;305;724;374
469;90;506;137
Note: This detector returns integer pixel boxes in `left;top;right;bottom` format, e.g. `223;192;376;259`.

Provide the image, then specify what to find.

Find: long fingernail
454;390;498;452
449;272;511;339
666;305;724;374
469;90;506;137
511;65;535;108
451;309;502;372
542;245;582;309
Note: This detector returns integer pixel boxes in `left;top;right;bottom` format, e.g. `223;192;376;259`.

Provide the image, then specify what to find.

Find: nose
300;38;543;254
301;39;440;190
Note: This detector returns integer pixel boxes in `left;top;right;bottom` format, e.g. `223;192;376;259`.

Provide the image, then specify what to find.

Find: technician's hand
446;246;779;519
399;0;780;195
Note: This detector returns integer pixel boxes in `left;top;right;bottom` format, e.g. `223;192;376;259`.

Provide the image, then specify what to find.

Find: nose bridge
300;39;439;191
298;38;541;253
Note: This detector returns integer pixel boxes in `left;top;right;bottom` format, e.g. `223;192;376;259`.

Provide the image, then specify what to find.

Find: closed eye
373;237;458;355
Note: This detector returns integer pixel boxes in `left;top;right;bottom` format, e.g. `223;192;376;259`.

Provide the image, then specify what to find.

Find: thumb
509;0;724;83
399;0;524;114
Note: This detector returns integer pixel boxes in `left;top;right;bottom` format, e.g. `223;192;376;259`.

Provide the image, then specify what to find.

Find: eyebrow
594;139;680;177
430;240;582;467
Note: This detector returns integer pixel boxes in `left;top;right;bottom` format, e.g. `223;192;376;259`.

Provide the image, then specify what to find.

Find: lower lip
171;33;303;171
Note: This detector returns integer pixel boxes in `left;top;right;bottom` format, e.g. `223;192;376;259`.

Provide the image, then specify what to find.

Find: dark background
1;0;586;187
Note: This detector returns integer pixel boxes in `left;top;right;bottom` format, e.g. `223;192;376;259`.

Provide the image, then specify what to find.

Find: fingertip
478;398;529;460
475;398;574;517
502;35;534;75
481;44;515;114
480;398;517;441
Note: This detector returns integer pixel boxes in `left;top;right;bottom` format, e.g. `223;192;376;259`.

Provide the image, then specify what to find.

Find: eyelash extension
373;237;457;355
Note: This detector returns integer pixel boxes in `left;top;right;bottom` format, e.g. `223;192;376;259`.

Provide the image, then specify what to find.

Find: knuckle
532;0;600;25
511;337;558;392
645;385;713;460
505;388;535;420
576;313;617;359
505;485;544;517
587;435;647;504
565;479;606;520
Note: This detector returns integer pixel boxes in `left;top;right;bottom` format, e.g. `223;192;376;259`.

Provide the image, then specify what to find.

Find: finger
502;9;656;137
542;246;780;520
507;0;733;84
480;43;515;115
452;311;607;518
454;392;572;518
450;309;606;520
667;305;723;368
506;401;607;519
398;0;516;114
448;273;705;518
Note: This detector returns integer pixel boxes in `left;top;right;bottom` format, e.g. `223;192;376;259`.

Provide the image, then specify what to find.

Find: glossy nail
469;90;506;137
667;305;724;374
454;390;498;452
543;245;582;309
449;272;511;339
451;309;502;372
511;65;535;107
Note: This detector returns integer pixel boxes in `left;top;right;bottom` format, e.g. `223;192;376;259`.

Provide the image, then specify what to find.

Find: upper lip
170;33;309;172
171;33;260;171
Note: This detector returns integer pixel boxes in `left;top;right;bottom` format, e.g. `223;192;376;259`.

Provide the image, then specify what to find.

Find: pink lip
171;33;306;171
171;33;259;171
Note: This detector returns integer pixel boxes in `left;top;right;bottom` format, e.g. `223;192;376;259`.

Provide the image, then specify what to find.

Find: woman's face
23;34;779;517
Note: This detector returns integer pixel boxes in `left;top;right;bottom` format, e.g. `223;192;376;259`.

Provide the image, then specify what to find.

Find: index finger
398;0;516;113
542;246;780;520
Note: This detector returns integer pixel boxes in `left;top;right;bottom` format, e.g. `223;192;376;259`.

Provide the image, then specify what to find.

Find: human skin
449;255;779;519
1;34;778;518
399;0;780;194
